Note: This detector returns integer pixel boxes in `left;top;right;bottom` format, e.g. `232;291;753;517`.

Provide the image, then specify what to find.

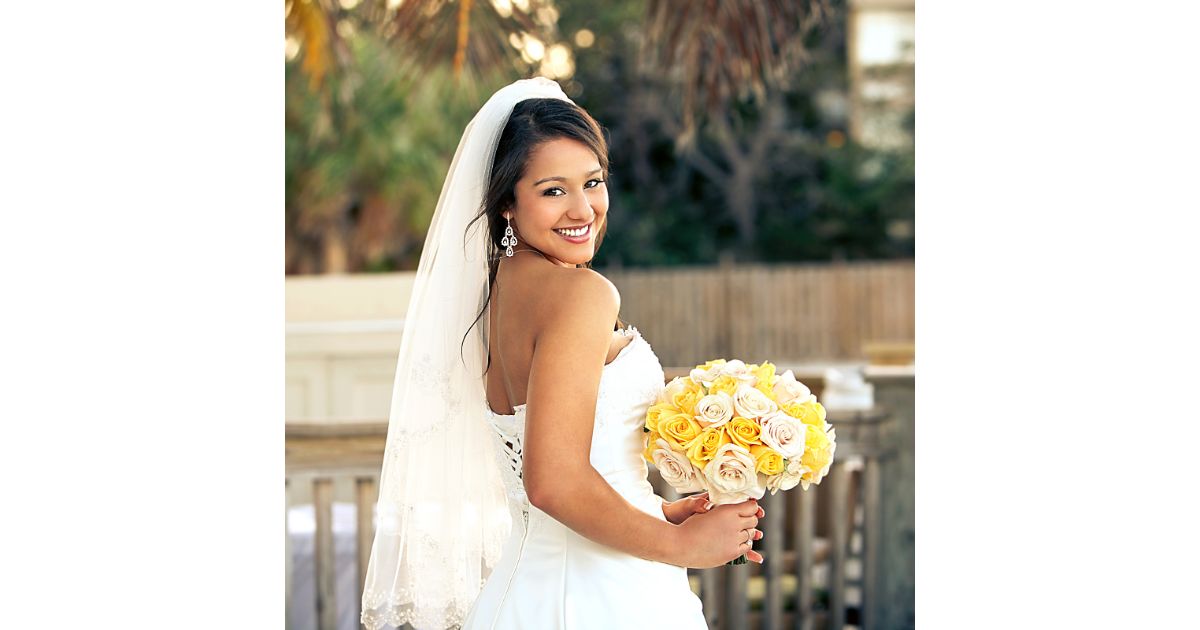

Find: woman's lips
553;222;592;243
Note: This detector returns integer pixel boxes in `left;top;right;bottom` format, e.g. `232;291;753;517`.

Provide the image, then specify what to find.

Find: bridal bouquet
642;359;836;564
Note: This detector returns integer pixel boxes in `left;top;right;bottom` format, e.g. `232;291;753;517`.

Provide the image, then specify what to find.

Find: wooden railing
285;375;911;630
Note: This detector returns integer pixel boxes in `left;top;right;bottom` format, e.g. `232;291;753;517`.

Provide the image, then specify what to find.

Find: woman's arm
520;269;762;567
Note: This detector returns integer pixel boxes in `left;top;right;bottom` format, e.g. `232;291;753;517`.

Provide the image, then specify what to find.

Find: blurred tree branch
286;0;556;88
639;0;829;144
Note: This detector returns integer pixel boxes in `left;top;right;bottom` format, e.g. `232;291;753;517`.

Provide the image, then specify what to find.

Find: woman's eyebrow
533;168;603;186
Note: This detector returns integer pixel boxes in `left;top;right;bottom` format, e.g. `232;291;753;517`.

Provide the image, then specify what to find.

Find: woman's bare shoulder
532;266;620;333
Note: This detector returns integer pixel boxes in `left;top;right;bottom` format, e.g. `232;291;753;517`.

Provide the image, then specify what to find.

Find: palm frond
383;0;556;84
285;0;341;89
641;0;830;136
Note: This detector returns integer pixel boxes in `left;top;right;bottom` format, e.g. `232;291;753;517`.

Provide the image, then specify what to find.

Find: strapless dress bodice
483;326;667;523
465;325;708;630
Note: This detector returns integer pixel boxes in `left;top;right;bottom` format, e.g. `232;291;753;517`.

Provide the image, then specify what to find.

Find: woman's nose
568;201;595;223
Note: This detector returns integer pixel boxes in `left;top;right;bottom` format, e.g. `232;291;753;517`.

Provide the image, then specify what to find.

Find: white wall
285;273;414;421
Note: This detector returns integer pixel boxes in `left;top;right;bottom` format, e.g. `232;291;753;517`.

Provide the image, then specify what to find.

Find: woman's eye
542;179;605;196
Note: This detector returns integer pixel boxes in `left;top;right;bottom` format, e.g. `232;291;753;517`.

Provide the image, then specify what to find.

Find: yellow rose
750;361;777;393
643;430;662;464
799;425;837;490
684;426;730;470
749;444;785;476
671;388;702;417
708;374;741;397
724;416;762;449
784;400;827;428
804;421;830;452
695;358;727;372
658;411;702;452
644;402;677;433
662;376;703;402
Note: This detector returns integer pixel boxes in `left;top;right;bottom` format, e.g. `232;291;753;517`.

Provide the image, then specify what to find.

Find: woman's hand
662;491;711;525
662;491;766;525
674;498;766;568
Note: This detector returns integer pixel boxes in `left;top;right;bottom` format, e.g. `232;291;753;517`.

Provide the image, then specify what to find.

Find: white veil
360;77;577;630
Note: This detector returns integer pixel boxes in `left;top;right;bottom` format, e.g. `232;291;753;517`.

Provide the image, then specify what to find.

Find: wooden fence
285;398;905;630
603;260;914;367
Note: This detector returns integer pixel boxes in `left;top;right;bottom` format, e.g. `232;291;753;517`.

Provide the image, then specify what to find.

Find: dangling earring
502;215;517;257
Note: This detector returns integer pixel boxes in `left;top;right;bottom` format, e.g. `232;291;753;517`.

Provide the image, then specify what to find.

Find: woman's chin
538;243;595;266
556;254;595;267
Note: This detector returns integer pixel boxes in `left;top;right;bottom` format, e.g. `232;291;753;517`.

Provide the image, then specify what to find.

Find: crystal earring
502;215;517;257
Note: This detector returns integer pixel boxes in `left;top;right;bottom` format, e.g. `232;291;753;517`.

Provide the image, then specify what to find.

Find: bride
361;77;765;630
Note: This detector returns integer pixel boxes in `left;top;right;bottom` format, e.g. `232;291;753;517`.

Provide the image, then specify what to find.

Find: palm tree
285;0;560;273
638;0;831;254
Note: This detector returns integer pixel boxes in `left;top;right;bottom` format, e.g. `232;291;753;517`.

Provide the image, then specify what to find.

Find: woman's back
484;252;633;417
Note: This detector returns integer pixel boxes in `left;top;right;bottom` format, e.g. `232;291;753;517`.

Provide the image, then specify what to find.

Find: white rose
773;369;815;405
693;391;734;428
659;376;690;404
651;439;706;493
732;384;778;419
720;360;760;387
702;443;766;504
689;361;726;387
759;411;806;459
767;457;806;494
719;359;748;375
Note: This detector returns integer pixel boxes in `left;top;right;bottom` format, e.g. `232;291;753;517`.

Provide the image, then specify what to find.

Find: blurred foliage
285;0;914;273
286;27;511;272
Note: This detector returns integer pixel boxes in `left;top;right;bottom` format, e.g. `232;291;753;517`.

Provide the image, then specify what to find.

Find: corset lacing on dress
483;403;532;526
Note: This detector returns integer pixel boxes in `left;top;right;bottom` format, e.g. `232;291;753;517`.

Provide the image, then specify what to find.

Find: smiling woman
360;78;758;630
480;96;613;269
509;137;608;261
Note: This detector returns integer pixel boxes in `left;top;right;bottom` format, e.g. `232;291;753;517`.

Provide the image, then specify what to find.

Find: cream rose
702;443;766;504
693;391;734;428
767;457;806;494
651;439;706;493
718;359;748;375
732;384;778;419
689;360;727;387
773;369;815;405
758;411;806;459
717;359;755;383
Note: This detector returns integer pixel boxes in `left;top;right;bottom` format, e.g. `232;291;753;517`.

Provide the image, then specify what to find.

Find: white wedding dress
463;326;708;629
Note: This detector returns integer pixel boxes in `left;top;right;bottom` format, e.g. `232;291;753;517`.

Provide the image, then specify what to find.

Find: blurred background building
284;1;913;628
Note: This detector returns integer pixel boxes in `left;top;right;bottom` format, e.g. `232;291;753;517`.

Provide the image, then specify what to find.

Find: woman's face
507;137;608;267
